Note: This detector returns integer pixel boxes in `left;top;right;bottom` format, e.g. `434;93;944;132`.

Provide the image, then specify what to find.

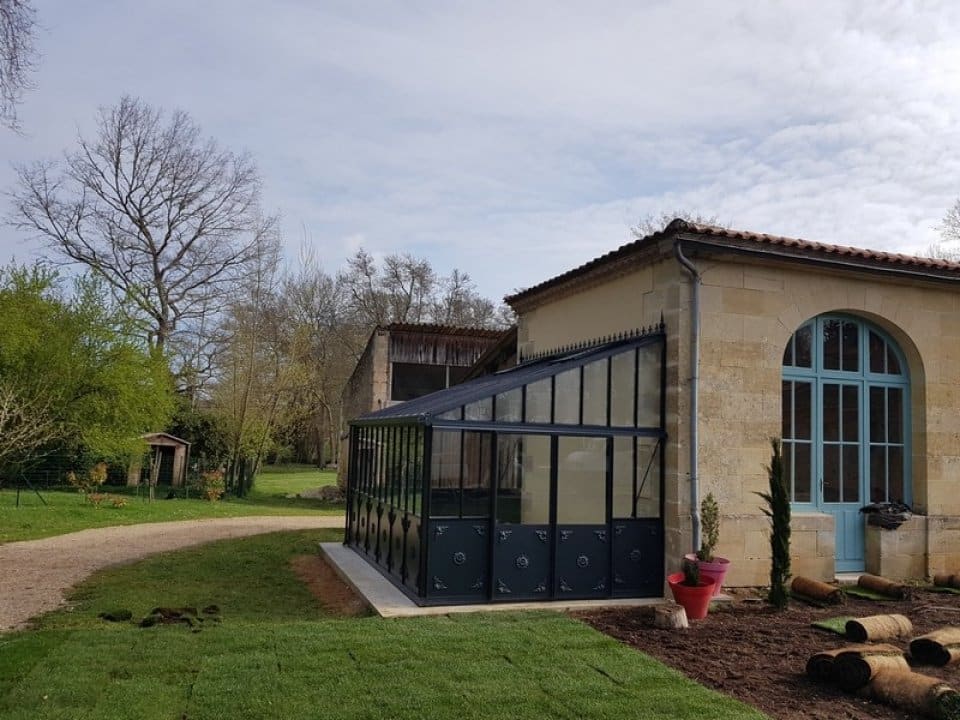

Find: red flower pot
667;572;716;620
684;553;731;597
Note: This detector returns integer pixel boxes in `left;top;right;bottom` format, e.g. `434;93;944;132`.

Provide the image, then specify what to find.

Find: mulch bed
578;590;960;720
290;554;371;617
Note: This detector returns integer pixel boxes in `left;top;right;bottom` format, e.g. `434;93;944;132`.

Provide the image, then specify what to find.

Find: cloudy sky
2;1;960;301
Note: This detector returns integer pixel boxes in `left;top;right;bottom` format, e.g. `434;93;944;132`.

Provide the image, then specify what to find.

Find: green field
0;464;341;544
0;530;767;720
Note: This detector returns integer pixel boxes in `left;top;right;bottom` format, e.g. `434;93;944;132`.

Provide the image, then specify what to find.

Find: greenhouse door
492;435;610;602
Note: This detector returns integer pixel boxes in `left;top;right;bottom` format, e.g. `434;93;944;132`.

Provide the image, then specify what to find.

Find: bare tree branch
0;0;36;131
9;95;278;353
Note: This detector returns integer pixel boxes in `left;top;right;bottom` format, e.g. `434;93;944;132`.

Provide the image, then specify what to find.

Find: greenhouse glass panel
430;430;462;517
556;436;605;523
553;368;581;425
581;359;608;426
495;388;522;422
637;344;660;427
525;378;552;423
610;349;636;427
461;431;492;517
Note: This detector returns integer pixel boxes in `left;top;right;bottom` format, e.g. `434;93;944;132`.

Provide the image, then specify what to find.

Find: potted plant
667;558;716;620
685;493;731;596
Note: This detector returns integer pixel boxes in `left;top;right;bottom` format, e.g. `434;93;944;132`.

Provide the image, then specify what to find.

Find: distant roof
381;322;505;339
142;432;190;446
355;327;661;424
506;219;960;307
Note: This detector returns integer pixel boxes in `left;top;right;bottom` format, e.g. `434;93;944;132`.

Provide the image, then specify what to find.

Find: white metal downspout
674;240;702;554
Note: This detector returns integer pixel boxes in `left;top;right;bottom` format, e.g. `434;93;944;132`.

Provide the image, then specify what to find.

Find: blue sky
3;1;960;301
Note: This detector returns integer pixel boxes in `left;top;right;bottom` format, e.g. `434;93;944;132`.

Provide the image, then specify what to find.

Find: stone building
343;219;960;606
339;323;507;484
507;219;960;585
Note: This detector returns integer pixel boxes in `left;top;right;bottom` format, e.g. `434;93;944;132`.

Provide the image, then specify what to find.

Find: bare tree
10;95;278;352
929;199;960;261
0;0;36;131
0;379;57;467
631;210;723;239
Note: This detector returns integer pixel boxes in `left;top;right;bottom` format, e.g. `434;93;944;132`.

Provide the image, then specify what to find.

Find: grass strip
811;616;856;635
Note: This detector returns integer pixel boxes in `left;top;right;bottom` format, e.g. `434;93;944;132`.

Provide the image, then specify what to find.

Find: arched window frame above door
781;314;911;510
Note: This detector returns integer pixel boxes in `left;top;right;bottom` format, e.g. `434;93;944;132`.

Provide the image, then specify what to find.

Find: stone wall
516;237;960;586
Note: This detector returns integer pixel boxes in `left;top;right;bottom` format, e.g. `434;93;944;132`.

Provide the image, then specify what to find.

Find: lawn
0;464;341;544
0;530;768;720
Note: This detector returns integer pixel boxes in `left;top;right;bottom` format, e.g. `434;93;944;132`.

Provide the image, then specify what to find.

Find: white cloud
2;0;960;301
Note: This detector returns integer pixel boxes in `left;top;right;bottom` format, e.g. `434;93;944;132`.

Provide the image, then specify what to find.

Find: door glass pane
610;349;636;426
497;435;550;523
870;446;886;502
869;331;885;374
553;368;580;425
430;430;462;517
823;445;840;502
888;388;903;443
823;320;841;370
612;436;633;517
795;382;812;440
886;345;902;375
888;447;904;502
869;387;885;442
842;385;859;442
495;389;522;422
794;443;811;502
461;432;491;517
637;344;661;427
823;385;839;441
582;359;607;426
795;325;813;367
557;436;606;523
842;445;859;502
635;437;661;518
842;321;859;371
524;379;551;423
782;381;793;439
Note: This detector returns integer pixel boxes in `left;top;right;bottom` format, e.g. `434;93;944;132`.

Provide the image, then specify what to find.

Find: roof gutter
674;240;701;556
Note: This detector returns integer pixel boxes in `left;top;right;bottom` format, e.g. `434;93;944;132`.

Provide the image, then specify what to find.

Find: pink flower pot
684;553;731;597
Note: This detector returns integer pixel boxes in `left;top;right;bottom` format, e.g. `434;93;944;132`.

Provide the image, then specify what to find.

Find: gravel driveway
0;515;344;632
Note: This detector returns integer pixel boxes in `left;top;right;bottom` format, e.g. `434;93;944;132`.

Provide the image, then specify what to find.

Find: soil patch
290;554;370;617
578;590;960;720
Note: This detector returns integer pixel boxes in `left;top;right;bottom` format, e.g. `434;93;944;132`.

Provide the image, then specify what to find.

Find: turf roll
860;670;960;720
857;573;911;599
934;574;960;590
791;576;844;604
911;629;960;667
806;643;902;684
835;651;910;691
846;614;913;642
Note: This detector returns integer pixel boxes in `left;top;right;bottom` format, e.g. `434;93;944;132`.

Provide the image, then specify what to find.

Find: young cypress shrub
758;438;791;609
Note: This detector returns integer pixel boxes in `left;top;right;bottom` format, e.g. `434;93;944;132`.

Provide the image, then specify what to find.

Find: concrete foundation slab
320;543;666;618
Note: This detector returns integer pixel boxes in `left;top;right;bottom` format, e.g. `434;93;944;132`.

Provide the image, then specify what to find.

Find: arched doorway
782;315;910;572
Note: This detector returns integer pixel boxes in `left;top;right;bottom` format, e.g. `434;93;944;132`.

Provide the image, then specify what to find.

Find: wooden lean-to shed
127;432;191;487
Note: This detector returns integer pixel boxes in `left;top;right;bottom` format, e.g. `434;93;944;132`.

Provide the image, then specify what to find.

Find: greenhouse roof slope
356;328;662;423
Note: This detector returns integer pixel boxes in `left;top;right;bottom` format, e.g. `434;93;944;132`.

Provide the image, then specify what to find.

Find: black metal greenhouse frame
344;324;667;606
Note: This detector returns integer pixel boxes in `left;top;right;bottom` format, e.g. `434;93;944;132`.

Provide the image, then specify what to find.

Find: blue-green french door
782;316;910;573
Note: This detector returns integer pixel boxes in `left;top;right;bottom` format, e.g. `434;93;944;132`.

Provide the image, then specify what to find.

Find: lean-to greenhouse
345;325;665;605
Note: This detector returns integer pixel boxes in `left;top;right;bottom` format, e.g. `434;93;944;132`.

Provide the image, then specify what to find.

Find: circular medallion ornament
629;549;642;563
452;551;466;566
515;554;530;569
576;554;590;568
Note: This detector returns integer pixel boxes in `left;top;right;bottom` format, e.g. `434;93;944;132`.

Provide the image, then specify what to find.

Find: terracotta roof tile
506;219;960;306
